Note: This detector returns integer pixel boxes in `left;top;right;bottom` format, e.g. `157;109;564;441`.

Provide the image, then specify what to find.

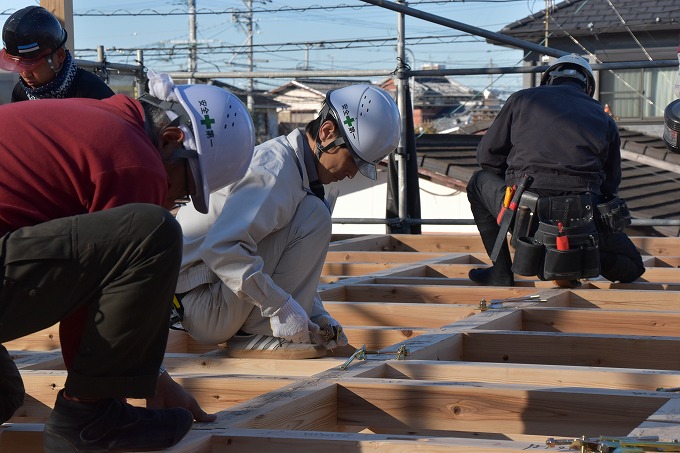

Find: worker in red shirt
0;73;254;452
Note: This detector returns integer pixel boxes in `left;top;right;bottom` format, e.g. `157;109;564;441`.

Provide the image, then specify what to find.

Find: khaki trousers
180;195;331;344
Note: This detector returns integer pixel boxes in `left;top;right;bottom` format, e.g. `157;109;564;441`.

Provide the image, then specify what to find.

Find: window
599;67;675;121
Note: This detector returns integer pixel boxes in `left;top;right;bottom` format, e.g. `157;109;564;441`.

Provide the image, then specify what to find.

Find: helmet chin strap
315;136;345;160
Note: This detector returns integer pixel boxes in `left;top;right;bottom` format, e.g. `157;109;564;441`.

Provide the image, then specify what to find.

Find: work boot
469;227;514;286
44;389;193;452
226;333;327;359
553;279;581;289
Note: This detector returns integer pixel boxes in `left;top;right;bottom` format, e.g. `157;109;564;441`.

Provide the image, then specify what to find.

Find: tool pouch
511;236;544;276
595;196;631;233
511;194;600;280
510;191;540;248
533;221;600;280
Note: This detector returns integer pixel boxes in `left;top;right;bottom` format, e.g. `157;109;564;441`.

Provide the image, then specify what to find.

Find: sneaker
44;389;193;452
226;333;327;359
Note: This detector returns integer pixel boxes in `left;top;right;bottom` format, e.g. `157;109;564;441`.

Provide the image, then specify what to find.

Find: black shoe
469;266;514;286
44;389;193;452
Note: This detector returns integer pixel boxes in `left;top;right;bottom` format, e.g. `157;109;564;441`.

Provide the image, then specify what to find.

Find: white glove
145;70;197;152
310;314;349;350
270;297;319;344
146;69;179;102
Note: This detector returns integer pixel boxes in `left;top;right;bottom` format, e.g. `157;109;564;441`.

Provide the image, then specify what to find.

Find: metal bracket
546;435;680;452
340;344;410;370
478;294;546;311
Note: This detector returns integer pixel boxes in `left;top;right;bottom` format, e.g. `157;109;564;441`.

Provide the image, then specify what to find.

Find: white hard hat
172;84;254;213
540;53;596;97
324;84;401;180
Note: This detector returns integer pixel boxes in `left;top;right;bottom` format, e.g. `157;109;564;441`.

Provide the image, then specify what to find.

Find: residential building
496;0;678;126
267;78;373;135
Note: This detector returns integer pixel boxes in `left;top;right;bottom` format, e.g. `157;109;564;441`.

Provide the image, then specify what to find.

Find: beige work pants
180;195;331;344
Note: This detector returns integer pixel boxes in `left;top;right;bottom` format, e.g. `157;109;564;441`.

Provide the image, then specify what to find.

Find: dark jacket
476;82;621;197
11;67;115;102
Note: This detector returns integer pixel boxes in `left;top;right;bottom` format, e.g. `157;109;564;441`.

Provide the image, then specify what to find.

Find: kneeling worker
173;84;402;358
466;54;645;287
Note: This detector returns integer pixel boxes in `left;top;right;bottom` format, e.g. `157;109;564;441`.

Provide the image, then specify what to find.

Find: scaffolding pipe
359;0;566;59
156;60;679;81
332;218;680;227
74;61;678;80
396;1;408;230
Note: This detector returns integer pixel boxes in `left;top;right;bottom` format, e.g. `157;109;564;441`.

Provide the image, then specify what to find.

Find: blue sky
1;1;547;92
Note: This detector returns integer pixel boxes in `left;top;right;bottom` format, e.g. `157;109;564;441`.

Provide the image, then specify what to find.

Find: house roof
267;78;373;97
412;76;475;101
414;128;680;236
499;0;680;41
169;77;287;109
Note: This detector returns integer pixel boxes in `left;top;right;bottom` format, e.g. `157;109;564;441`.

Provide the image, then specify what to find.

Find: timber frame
3;233;680;452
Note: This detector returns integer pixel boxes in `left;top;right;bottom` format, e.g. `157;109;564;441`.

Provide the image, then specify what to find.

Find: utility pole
188;0;197;83
246;0;254;112
234;1;255;111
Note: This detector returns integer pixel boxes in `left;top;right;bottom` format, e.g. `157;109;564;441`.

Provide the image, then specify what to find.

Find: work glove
270;297;319;344
310;314;349;350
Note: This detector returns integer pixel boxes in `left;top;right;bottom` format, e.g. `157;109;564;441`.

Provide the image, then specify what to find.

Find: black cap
0;6;67;72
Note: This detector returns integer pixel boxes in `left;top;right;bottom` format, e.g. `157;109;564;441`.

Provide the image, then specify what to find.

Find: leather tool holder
511;194;600;280
595;196;631;234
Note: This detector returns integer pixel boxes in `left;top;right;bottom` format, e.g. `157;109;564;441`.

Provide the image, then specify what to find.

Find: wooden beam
632;236;680;256
387;234;485;253
325;251;446;264
207;428;559;452
569;290;680;310
340;284;543;304
324;301;477;327
337;380;672;437
380;361;680;392
462;331;680;370
3;326;60;352
522;307;680;336
322;262;403;276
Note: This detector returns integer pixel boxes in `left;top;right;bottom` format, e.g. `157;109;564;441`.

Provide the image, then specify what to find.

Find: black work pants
0;204;182;400
466;169;645;283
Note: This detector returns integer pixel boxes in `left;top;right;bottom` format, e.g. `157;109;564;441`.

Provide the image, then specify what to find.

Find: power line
79;33;474;55
1;1;530;17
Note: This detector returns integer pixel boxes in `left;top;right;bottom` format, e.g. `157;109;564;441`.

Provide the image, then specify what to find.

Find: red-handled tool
556;199;571;251
556;222;569;250
490;174;534;262
496;185;515;225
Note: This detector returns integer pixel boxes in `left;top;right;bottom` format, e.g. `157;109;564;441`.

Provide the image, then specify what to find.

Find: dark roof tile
415;128;680;235
499;0;680;40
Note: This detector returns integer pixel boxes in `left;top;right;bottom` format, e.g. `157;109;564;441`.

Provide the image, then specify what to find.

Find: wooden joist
4;233;680;452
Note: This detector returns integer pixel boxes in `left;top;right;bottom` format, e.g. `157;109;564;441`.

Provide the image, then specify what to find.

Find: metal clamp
340;344;410;370
546;435;679;452
478;294;546;311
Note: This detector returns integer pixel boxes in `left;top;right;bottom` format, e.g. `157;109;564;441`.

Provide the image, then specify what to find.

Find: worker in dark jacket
0;5;114;102
467;54;645;287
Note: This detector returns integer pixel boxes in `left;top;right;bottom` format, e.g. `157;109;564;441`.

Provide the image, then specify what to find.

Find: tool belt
511;192;600;281
594;195;631;233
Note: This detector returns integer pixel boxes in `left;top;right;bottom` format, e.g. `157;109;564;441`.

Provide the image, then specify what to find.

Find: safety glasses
0;48;54;72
